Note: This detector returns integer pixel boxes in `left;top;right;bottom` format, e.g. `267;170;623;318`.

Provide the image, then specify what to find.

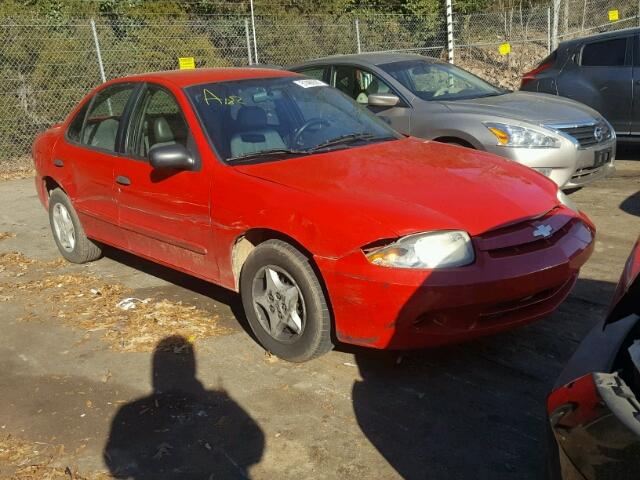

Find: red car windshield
185;76;398;162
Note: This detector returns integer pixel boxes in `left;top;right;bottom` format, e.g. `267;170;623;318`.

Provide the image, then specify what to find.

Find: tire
240;239;333;362
48;188;102;263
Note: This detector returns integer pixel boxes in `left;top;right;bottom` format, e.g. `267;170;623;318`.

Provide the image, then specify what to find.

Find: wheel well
43;176;63;196
231;229;313;291
433;136;475;149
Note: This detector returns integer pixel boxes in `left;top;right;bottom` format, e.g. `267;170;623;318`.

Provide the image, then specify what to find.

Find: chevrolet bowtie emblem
533;224;553;238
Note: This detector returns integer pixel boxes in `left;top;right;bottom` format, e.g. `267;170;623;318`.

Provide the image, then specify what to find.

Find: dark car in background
521;28;640;140
547;237;640;479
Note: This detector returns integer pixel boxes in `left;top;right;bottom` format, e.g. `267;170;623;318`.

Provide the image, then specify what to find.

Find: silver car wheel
251;265;306;343
52;203;76;252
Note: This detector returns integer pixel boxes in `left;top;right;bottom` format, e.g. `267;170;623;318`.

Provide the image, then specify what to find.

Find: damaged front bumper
314;211;594;350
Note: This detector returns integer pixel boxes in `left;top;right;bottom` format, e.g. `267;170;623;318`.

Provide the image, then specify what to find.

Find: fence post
445;0;454;63
547;7;551;54
249;0;259;64
552;0;560;50
244;18;253;65
355;18;361;54
90;19;107;83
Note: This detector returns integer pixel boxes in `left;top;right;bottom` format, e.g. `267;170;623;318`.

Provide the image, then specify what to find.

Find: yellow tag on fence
178;57;196;70
498;43;511;55
608;9;619;21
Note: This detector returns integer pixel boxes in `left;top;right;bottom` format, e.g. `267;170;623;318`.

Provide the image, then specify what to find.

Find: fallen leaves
0;434;112;480
0;232;15;241
1;253;230;352
0;168;35;182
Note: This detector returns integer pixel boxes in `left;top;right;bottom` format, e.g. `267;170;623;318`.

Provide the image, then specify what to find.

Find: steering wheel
293;118;331;147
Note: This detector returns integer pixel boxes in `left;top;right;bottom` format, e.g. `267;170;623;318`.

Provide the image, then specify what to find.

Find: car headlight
484;122;559;148
557;189;579;213
365;231;475;269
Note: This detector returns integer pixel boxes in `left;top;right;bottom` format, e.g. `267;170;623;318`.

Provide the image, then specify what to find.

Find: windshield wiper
305;133;391;152
227;148;306;164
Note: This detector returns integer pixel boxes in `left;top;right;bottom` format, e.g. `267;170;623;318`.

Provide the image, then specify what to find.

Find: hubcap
52;203;76;252
251;265;306;342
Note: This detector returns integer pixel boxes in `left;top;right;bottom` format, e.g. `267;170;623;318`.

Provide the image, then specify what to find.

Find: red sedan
32;68;595;362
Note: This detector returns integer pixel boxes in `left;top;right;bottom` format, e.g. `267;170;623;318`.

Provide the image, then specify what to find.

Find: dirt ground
0;152;638;480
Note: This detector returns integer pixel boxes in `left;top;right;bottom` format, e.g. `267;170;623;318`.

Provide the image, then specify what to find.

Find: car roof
560;26;640;49
108;67;299;88
289;52;442;69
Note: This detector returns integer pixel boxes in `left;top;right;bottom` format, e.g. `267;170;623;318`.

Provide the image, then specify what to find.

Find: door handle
116;175;131;186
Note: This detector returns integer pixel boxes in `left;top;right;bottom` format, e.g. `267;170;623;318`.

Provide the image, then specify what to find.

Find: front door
330;65;411;134
115;84;216;280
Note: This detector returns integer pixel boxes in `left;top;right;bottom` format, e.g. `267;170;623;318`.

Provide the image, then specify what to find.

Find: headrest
366;78;379;94
237;106;267;129
154;117;174;143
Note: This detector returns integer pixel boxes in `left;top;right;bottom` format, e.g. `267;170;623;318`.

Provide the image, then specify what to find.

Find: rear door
559;35;632;134
329;64;411;134
115;83;215;279
56;82;136;246
632;34;640;135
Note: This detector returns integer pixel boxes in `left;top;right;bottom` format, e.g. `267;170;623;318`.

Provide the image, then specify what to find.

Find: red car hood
235;137;559;238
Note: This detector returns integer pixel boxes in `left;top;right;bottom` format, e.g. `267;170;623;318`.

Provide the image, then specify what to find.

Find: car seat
230;106;286;157
152;117;177;150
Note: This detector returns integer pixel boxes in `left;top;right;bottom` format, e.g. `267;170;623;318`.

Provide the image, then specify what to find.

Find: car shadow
104;335;265;479
620;190;640;217
101;246;255;339
615;141;640;161
351;277;615;480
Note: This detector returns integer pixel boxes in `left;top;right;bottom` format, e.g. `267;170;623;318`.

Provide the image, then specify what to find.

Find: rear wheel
240;239;333;362
48;188;102;263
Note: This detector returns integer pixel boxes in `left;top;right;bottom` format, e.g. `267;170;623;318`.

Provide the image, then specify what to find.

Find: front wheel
240;239;333;362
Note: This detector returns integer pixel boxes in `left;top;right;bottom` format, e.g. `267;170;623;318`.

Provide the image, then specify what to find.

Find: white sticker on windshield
293;79;327;88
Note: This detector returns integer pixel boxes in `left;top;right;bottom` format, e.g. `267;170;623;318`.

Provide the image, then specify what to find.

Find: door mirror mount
368;93;400;107
148;144;195;171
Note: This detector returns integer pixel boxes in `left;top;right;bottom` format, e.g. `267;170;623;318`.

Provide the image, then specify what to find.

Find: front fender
210;170;396;289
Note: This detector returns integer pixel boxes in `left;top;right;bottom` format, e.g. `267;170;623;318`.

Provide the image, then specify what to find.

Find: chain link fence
1;1;639;171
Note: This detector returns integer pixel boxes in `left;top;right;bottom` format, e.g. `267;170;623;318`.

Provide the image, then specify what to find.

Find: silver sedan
290;53;616;189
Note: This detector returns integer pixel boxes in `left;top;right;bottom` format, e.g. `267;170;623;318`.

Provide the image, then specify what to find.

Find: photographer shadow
104;335;264;479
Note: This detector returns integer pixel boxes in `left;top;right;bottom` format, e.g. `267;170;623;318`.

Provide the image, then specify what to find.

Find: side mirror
368;93;400;107
149;144;195;171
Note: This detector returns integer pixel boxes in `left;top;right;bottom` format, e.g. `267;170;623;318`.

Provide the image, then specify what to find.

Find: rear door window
581;37;628;66
81;83;136;153
66;101;90;143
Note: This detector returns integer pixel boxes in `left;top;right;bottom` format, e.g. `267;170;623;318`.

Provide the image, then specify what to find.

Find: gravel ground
0;155;638;479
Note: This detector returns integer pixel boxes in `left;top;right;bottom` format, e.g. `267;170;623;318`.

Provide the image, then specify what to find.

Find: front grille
552;122;612;148
571;165;603;181
475;207;576;258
